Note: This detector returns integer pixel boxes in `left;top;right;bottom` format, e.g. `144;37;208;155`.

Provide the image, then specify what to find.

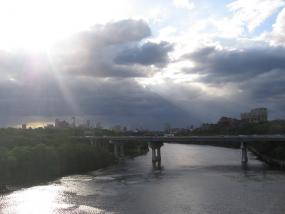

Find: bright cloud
0;0;138;51
261;7;285;46
227;0;285;33
173;0;195;9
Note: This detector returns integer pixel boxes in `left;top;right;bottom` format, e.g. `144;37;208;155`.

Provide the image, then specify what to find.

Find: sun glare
3;186;62;214
0;0;130;51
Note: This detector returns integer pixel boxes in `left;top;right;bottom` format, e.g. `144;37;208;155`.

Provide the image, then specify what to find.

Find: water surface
1;144;285;214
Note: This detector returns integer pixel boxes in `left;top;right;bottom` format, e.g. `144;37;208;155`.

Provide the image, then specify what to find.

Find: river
1;144;285;214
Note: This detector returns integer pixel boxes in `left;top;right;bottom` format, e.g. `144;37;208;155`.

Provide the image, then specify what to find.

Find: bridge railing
80;135;285;143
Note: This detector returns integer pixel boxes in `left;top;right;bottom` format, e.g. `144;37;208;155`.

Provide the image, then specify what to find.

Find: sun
0;0;75;51
0;0;130;52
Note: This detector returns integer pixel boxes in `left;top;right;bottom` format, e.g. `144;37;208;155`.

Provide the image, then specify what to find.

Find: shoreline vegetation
249;146;285;169
0;128;148;193
190;120;285;168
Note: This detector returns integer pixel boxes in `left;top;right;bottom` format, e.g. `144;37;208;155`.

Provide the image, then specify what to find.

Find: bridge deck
81;135;285;143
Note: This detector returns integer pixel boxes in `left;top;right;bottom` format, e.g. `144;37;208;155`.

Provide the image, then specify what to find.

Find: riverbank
196;141;285;169
0;144;115;193
0;146;148;194
174;141;285;169
190;120;285;169
0;128;148;194
249;146;285;169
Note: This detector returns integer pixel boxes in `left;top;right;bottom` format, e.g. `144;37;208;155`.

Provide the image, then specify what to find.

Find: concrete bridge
80;135;285;168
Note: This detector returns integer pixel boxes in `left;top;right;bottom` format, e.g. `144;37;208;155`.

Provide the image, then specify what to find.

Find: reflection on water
0;184;111;214
1;185;62;214
1;144;285;214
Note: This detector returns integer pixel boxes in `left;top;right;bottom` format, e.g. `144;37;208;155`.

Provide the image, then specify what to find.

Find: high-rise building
22;124;27;129
72;117;76;128
86;120;91;128
240;108;268;123
55;119;70;128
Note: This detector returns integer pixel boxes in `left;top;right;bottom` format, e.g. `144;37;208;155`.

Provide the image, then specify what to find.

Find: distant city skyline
13;107;271;130
0;0;285;129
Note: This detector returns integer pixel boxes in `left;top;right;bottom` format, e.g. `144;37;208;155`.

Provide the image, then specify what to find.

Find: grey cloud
184;46;285;83
240;69;285;102
0;75;197;129
0;51;51;77
68;78;204;128
0;75;73;118
51;19;154;78
114;41;174;67
65;19;151;48
62;61;148;78
182;46;285;120
98;19;152;45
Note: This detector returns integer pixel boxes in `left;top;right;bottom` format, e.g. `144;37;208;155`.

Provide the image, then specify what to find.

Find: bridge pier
149;142;163;169
120;144;125;157
241;142;248;164
89;139;108;150
114;143;119;158
137;145;142;154
113;143;125;159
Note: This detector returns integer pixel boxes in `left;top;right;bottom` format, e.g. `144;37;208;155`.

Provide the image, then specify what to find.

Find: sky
0;0;285;129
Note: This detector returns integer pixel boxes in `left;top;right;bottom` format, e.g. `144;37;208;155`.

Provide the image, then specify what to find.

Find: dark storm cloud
242;69;285;100
65;78;196;128
52;19;155;78
0;75;74;118
115;41;174;67
184;47;285;99
0;74;197;128
181;46;285;120
184;46;285;83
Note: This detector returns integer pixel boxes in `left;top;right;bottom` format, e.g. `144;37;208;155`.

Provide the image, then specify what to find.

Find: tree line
0;127;148;187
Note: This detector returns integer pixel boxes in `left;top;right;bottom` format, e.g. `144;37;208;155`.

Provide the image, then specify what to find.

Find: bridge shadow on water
87;144;285;187
88;161;284;187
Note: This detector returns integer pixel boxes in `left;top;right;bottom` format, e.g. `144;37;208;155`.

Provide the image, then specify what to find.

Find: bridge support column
149;142;163;169
113;143;125;159
241;142;248;164
114;144;119;158
137;145;141;154
119;144;125;157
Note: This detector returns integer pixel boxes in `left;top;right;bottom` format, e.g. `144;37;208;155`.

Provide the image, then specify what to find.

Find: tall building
72;117;76;128
95;122;102;129
240;108;268;123
86;120;91;128
55;119;70;128
22;124;27;129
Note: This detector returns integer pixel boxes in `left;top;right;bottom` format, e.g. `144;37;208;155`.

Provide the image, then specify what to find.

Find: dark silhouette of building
218;117;239;126
241;108;268;123
55;119;70;128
